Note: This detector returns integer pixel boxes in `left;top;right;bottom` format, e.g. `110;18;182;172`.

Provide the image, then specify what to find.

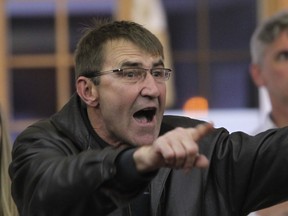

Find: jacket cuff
116;148;157;189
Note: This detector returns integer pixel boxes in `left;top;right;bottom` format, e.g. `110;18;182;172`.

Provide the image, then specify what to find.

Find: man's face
91;39;167;146
260;31;288;105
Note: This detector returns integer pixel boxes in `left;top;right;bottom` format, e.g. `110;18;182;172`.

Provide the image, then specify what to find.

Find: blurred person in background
0;106;18;216
249;9;288;216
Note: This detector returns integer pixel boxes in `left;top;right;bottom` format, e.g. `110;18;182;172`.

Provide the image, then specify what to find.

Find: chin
134;136;156;146
127;128;159;146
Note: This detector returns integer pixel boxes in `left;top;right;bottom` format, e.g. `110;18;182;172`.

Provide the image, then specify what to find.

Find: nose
140;71;162;97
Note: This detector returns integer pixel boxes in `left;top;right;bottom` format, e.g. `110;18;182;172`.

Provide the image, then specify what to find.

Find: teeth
133;108;156;123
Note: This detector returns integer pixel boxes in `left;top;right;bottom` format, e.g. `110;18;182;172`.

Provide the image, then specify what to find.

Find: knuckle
165;151;175;161
187;145;199;155
177;151;186;160
174;127;186;134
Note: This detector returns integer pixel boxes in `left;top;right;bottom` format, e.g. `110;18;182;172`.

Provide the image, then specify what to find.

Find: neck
270;103;288;128
86;107;122;147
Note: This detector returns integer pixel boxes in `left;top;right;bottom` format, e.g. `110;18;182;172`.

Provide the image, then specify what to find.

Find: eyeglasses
81;68;172;83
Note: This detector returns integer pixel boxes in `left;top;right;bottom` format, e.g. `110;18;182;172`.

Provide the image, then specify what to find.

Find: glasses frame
80;68;172;82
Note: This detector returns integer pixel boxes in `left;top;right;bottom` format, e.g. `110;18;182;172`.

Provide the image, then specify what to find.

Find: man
249;10;288;216
9;20;288;216
250;10;288;133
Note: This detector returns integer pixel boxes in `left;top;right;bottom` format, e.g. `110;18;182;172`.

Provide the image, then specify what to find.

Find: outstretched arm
133;122;214;172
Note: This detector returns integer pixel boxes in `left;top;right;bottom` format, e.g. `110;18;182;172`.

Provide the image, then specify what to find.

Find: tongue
134;115;148;123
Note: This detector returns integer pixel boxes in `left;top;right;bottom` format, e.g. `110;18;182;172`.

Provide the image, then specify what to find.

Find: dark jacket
9;94;288;216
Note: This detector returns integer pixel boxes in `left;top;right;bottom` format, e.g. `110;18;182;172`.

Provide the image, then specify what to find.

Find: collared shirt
250;113;277;135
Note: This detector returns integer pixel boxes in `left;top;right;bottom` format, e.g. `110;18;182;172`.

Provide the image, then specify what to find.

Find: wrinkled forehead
102;39;164;67
104;37;163;55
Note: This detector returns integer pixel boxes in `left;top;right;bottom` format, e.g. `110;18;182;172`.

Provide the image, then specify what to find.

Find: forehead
102;39;163;67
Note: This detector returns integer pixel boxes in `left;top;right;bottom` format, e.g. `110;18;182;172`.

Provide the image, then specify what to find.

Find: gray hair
250;10;288;64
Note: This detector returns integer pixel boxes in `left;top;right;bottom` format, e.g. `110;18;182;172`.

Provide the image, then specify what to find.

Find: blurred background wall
0;0;287;138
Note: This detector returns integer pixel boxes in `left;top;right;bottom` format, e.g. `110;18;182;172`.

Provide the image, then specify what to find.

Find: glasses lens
121;68;144;81
164;69;171;80
151;68;171;81
119;68;171;82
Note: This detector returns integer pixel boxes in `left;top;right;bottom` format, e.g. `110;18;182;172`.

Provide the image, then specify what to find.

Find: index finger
190;122;214;142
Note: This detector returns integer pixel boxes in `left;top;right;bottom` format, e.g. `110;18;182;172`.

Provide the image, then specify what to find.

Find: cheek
263;68;288;91
100;84;138;110
160;85;167;102
269;67;288;81
261;63;284;83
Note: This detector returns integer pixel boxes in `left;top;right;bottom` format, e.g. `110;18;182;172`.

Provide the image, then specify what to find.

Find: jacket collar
50;94;105;150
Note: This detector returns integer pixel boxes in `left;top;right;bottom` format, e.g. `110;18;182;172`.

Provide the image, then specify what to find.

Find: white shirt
250;113;276;135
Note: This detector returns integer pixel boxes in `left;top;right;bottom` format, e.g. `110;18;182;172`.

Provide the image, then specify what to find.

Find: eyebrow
120;59;164;68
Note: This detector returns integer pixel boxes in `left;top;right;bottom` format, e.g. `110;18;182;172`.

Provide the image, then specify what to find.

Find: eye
122;68;142;80
277;51;288;62
151;69;164;78
123;69;136;77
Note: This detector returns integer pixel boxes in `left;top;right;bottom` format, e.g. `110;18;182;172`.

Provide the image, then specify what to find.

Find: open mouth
133;107;156;123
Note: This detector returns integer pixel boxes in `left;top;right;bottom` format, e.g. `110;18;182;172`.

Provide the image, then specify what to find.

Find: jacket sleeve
154;116;288;215
9;121;153;216
211;126;288;215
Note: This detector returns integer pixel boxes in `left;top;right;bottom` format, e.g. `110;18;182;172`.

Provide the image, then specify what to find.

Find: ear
76;76;99;107
250;64;266;87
